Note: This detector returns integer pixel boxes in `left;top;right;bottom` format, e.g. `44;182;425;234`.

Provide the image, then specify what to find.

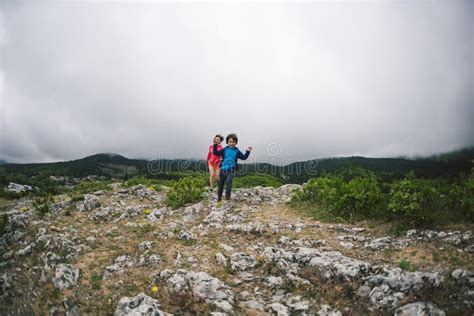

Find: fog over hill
0;1;473;163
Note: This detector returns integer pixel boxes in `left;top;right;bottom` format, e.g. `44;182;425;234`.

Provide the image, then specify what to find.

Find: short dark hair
214;134;223;141
226;133;238;144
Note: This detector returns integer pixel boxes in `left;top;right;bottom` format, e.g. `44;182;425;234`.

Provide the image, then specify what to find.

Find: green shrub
292;175;385;219
388;175;441;227
0;213;7;238
0;189;30;200
398;258;417;271
165;177;205;209
71;194;84;202
292;176;344;204
33;195;53;217
446;166;474;221
72;180;112;194
338;177;386;218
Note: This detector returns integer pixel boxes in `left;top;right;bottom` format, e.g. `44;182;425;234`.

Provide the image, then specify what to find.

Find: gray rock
308;251;372;280
41;252;62;281
2;251;13;260
423;230;439;239
138;241;153;251
53;264;79;289
76;194;100;212
174;251;182;267
215;253;227;266
177;230;196;241
138;254;161;267
17;242;35;256
336;235;367;242
294;247;322;264
147;208;167;222
240;300;264;312
218;243;235;253
130;185;162;201
114;292;171;316
63;297;79;316
89;206;117;221
368;284;405;309
443;234;461;245
159;269;174;279
230;253;258;271
50;306;58;316
339;241;355;249
365;266;443;292
278;236;292;245
285;295;310;312
0;273;11;299
357;285;371;297
266;275;283;288
163;269;234;313
464;244;474;253
1;213;28;245
49;202;66;213
394;301;445;316
266;302;289;315
113;205;147;222
365;237;391;250
183;202;205;221
317;304;342;316
463;230;472;241
226;223;265;235
451;269;474;287
103;255;135;279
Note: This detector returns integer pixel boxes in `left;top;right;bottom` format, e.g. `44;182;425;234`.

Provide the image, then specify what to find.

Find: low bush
33;194;53;217
165;177;206;209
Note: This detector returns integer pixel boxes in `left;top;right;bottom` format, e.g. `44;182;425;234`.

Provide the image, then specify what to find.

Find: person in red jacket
207;134;224;189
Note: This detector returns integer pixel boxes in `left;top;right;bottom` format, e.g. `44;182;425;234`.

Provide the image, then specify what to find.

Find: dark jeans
217;169;235;199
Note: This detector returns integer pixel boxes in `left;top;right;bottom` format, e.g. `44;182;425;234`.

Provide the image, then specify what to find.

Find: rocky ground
0;183;473;315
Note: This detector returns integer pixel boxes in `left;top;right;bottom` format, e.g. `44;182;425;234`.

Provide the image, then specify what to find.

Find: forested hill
0;147;473;185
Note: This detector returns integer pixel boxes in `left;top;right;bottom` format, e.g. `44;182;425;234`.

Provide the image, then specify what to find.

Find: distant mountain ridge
1;148;473;183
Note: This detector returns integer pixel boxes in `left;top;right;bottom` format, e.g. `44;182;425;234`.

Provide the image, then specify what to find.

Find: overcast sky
0;1;472;164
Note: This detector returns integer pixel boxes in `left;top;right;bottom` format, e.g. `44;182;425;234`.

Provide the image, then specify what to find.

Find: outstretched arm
238;146;252;160
213;144;225;156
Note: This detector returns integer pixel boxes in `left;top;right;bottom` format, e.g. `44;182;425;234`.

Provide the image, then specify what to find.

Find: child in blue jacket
213;133;253;201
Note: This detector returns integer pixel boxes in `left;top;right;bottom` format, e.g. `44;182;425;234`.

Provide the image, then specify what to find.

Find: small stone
266;276;283;287
464;244;474;253
266;302;289;315
215;253;227;266
240;300;264;312
356;285;371;297
178;230;196;241
339;241;354;249
138;241;153;251
394;302;445;316
114;292;171;315
53;264;79;289
317;304;342;316
230;253;258;271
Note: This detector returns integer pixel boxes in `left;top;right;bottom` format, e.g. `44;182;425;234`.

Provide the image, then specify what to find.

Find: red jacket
207;144;223;166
